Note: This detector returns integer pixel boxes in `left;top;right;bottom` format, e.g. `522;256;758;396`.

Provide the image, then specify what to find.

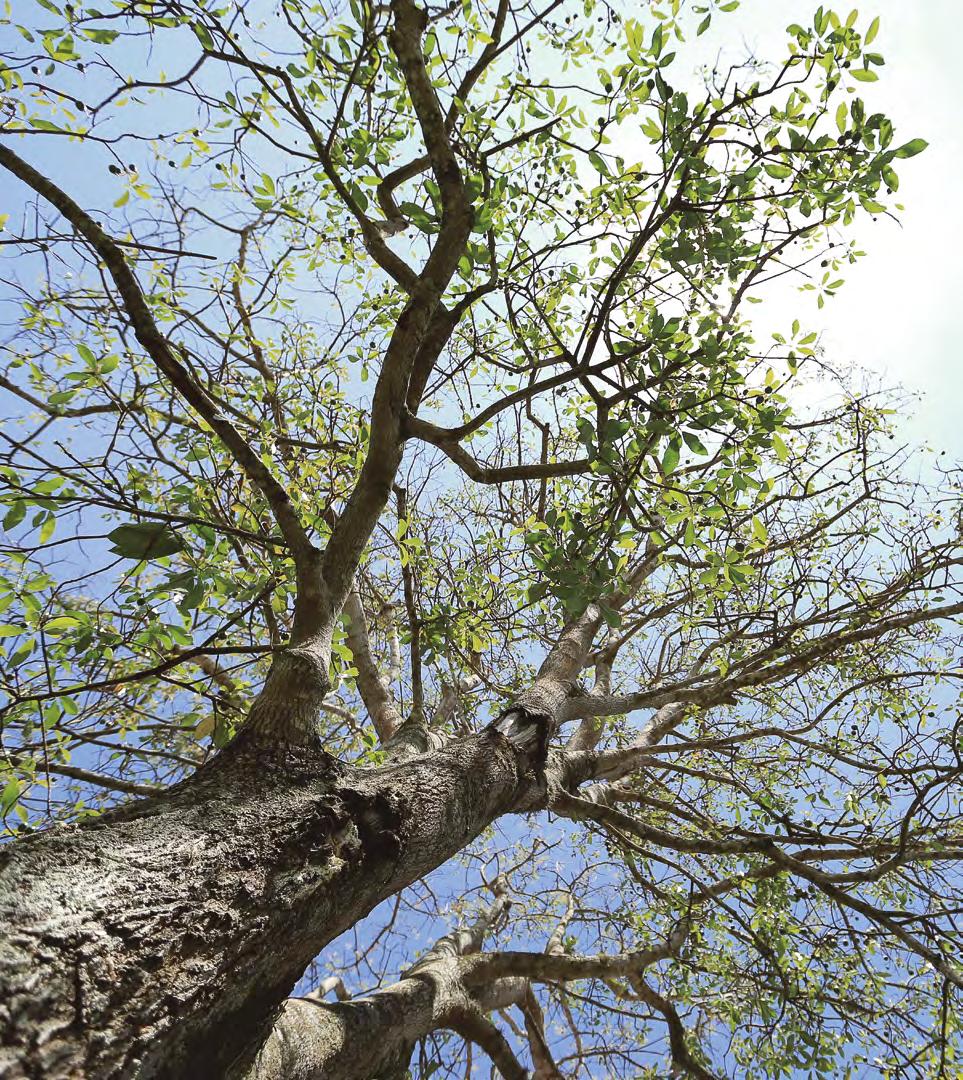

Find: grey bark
0;560;595;1080
251;980;454;1080
0;724;539;1079
251;977;532;1080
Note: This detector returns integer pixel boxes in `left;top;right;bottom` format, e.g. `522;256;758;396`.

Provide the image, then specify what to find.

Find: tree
0;0;959;1075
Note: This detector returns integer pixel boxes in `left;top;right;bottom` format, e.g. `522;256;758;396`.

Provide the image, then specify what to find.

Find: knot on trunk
338;787;405;862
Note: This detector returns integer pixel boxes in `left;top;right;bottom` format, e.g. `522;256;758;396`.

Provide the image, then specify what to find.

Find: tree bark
250;982;441;1080
0;725;536;1079
0;565;596;1080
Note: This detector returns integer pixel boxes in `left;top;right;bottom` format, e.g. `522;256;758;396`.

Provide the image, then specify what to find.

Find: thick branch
317;0;472;623
447;1006;528;1080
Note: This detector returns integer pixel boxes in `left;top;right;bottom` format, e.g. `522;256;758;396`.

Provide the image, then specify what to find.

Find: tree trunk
0;726;535;1079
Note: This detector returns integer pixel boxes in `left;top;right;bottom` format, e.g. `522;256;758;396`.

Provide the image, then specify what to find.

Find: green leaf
894;138;927;159
865;15;880;45
601;605;622;628
588;151;609;176
38;512;55;544
662;437;681;475
83;28;120;44
107;522;185;560
527;580;549;604
1;778;20;815
3;501;26;530
44;616;81;632
682;431;708;455
851;68;878;82
191;22;214;50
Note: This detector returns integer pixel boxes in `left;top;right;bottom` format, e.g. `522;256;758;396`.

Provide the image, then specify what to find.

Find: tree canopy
1;0;961;1077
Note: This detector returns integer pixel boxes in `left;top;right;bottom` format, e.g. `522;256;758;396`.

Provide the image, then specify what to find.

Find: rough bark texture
0;727;533;1079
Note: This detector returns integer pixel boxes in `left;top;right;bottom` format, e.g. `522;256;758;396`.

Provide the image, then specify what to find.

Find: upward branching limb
561;597;963;726
316;0;474;633
343;583;404;741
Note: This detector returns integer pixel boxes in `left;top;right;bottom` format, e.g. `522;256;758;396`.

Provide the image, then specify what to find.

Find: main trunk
0;728;530;1079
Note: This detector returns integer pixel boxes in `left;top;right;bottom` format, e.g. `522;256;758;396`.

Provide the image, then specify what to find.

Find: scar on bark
491;706;552;782
271;784;403;873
